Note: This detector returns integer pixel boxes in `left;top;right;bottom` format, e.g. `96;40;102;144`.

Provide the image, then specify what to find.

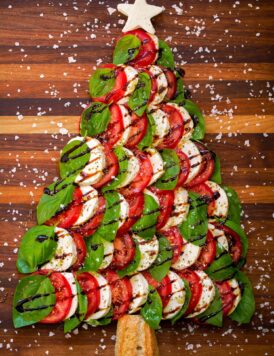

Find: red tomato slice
120;150;153;196
117;193;145;235
143;271;172;308
176;149;190;187
161;227;183;264
190;182;216;216
186;142;215;187
111;234;136;270
45;187;83;229
98;104;124;148
93;145;119;189
217;224;243;263
158;104;184;149
104;270;133;320
77;195;106;237
93;64;127;103
40;272;72;324
216;280;237;316
125;112;148;148
194;230;216;270
149;187;175;230
177;269;202;316
162;68;177;100
77;272;100;318
125;29;158;67
70;232;87;271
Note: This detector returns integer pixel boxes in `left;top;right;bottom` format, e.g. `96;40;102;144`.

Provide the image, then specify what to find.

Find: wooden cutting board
0;1;273;355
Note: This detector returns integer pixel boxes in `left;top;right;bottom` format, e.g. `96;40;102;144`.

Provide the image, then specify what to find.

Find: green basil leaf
138;113;156;150
89;67;116;98
223;186;242;225
113;34;141;65
179;192;208;246
183;99;205;141
197;286;223;327
59;138;90;179
80;102;111;137
149;236;172;282
229;271;255;324
37;176;76;225
131;193;160;239
13;275;55;328
118;242;141;278
81;234;104;272
102;146;129;191
205;246;237;281
94;191;121;242
171;70;184;104
86;308;113;327
225;220;248;268
171;279;191;325
141;286;162;329
211;155;222;184
157;40;175;70
128;72;151;116
17;225;56;274
154;149;180;190
64;280;88;333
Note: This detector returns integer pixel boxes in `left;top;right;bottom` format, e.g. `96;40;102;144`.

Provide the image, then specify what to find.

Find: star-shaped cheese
117;0;163;34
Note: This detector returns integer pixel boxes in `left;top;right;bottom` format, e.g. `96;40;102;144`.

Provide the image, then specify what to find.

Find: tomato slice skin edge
39;271;73;324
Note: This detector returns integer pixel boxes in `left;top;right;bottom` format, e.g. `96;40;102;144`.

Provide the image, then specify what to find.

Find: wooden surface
0;0;273;355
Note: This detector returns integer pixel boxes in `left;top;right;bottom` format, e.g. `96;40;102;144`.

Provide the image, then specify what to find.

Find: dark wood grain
0;0;273;355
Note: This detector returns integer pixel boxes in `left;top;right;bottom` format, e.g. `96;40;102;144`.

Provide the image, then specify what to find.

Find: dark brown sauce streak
15;293;54;313
36;235;58;243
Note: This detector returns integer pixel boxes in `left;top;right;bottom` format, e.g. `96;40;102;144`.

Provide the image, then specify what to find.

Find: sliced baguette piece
115;315;159;356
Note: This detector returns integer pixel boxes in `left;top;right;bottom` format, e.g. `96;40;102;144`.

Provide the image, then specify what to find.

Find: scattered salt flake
59;128;68;135
48;332;55;337
244;140;250;147
107;7;116;15
68;56;76;63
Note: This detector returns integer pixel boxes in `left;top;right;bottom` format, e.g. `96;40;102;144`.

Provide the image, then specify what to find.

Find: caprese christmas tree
13;0;255;342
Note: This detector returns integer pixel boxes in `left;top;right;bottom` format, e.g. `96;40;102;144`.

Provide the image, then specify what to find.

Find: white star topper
117;0;164;34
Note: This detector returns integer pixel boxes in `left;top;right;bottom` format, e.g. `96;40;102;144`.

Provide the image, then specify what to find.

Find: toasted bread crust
115;315;159;356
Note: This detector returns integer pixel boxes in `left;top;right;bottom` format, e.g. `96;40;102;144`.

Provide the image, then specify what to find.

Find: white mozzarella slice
162;187;189;229
73;186;99;226
149;108;170;147
148;33;159;62
145;147;164;185
227;279;241;315
75;138;106;186
186;271;215;318
62;272;78;320
178;140;202;184
99;240;114;270
206;181;229;220
128;273;149;314
167;103;194;140
172;238;201;270
149;65;168;105
208;223;229;251
85;272;112;321
117;148;140;188
116;105;132;146
162;271;186;320
133;234;159;272
118;66;139;104
144;188;159;205
118;193;129;228
41;227;77;272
